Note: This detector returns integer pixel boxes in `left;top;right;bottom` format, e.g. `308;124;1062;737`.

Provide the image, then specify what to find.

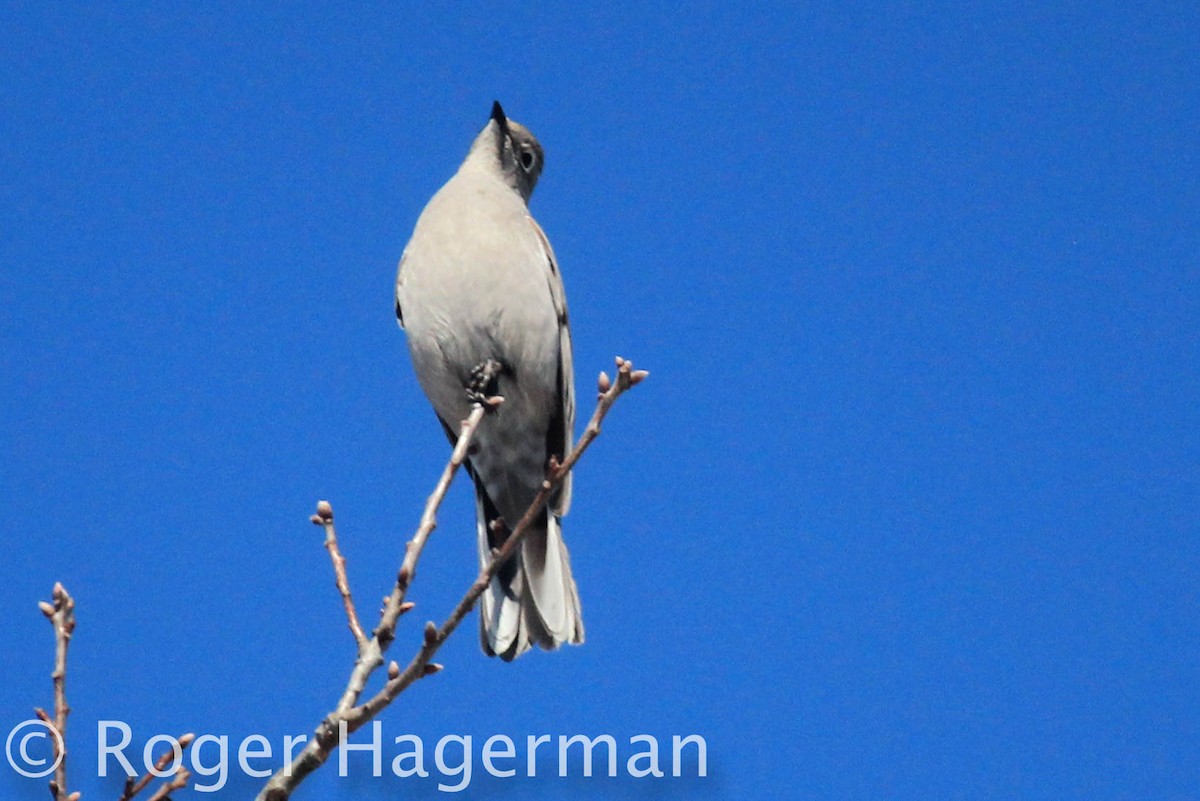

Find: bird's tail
474;480;584;661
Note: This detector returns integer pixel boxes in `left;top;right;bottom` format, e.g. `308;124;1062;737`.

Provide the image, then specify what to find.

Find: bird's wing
394;250;407;328
528;215;575;516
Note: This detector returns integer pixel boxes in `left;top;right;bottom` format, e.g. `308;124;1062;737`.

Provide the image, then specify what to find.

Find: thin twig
311;501;368;648
144;768;190;801
256;400;493;800
36;583;76;801
331;400;491;716
117;734;195;801
255;357;645;801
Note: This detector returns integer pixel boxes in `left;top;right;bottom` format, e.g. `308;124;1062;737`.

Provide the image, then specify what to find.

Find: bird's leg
466;358;504;408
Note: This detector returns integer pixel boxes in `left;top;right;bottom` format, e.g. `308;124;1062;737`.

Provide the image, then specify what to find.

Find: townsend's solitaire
394;102;583;660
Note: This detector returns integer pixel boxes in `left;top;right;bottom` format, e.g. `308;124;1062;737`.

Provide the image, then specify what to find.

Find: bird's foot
466;358;505;409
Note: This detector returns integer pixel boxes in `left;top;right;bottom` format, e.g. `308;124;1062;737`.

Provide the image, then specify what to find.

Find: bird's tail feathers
475;482;584;661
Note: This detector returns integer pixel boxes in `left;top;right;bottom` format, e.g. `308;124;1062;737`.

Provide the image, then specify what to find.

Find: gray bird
394;102;583;660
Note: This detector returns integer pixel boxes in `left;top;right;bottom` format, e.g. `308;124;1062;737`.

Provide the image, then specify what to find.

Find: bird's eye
520;149;535;170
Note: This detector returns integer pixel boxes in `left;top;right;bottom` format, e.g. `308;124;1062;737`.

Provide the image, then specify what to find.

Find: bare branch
33;585;194;801
144;768;190;801
117;734;194;801
311;500;368;648
255;399;492;800
351;356;646;720
255;357;645;801
36;583;75;801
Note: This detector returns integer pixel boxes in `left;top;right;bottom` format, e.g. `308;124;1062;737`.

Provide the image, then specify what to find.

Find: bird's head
466;101;544;203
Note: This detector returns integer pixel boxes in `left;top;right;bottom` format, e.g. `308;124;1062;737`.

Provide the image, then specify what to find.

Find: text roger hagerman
96;721;708;793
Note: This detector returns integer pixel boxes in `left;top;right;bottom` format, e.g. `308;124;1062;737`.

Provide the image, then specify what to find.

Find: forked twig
256;357;646;801
256;399;493;800
34;585;193;801
117;734;195;801
353;357;647;719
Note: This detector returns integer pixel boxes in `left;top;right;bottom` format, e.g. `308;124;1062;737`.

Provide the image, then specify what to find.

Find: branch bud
423;662;444;676
598;371;612;393
179;732;196;748
399;601;415;615
423;621;438;644
315;500;333;521
388;661;400;679
630;369;649;385
38;601;55;618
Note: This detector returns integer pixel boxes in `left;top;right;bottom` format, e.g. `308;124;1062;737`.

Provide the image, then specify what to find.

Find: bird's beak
490;100;510;139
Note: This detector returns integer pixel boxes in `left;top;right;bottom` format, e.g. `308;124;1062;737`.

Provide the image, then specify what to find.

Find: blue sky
2;3;1197;799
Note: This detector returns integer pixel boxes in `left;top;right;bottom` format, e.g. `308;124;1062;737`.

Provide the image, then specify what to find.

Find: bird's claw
466;358;504;408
